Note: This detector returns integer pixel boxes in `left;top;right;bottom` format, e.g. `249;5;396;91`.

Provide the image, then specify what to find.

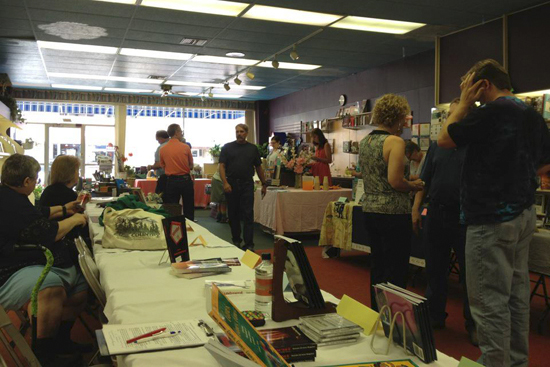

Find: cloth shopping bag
102;207;166;250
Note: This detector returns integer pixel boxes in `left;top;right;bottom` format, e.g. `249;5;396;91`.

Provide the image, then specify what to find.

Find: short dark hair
167;124;181;138
1;154;41;187
271;136;280;143
235;123;248;133
156;130;169;139
311;128;327;147
462;59;512;91
405;141;420;156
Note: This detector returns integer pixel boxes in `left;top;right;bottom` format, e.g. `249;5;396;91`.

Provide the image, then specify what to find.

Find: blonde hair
50;155;80;185
372;94;410;128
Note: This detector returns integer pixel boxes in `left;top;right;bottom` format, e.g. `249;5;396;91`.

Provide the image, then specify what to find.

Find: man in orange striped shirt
160;123;194;221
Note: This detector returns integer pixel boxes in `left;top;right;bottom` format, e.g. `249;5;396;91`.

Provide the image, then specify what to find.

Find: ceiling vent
147;75;167;80
179;38;207;46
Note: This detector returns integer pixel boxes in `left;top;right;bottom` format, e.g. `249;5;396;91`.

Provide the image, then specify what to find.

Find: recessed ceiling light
141;0;249;17
226;52;245;58
48;72;163;84
331;16;425;34
51;84;103;91
37;41;118;54
257;61;320;70
242;5;341;26
182;92;243;99
120;48;193;60
104;88;153;93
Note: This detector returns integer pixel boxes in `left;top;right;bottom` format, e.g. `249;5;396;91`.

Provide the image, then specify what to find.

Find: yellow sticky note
190;235;207;247
336;294;379;335
241;250;261;269
458;357;483;367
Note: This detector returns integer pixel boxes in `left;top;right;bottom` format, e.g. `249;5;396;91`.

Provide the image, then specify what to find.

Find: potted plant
256;142;269;158
209;144;221;163
125;165;136;187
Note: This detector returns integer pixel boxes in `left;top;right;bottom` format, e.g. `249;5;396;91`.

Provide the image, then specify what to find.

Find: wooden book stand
271;238;336;322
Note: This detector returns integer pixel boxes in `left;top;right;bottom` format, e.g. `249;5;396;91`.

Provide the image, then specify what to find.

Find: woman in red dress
310;128;332;185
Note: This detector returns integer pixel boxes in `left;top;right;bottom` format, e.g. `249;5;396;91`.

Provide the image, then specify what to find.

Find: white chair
78;253;106;310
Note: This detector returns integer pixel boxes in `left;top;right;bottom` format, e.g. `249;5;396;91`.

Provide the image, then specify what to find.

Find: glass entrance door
47;126;83;181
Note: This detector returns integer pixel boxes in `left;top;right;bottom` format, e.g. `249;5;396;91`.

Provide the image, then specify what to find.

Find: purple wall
268;50;435;134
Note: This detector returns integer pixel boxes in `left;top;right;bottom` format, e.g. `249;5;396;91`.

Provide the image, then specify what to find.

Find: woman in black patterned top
358;94;424;311
0;154;89;365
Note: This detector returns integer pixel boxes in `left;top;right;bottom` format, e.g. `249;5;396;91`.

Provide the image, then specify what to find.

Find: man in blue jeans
438;59;550;366
219;124;267;252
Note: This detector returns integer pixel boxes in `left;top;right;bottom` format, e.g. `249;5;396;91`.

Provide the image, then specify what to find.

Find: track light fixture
223;82;231;91
290;44;299;61
272;55;279;69
245;69;255;80
234;75;242;85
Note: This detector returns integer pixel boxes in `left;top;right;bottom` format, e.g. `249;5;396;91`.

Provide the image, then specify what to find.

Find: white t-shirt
409;154;426;178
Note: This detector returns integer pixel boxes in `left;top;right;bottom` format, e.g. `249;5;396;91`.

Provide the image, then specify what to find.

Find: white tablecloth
86;203;458;367
254;188;353;235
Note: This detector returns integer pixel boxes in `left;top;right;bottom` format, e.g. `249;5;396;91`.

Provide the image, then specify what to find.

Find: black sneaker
241;244;255;253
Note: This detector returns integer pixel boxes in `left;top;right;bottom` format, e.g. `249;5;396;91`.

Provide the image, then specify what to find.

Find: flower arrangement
280;146;313;174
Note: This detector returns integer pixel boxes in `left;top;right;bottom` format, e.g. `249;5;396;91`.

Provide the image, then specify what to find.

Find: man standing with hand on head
438;59;550;366
219;124;267;252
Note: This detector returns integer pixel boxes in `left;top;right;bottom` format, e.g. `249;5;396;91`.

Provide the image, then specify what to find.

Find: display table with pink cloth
253;188;352;235
134;179;157;195
134;178;211;207
194;178;212;208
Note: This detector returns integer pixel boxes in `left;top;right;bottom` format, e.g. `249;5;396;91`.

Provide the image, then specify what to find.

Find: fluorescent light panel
120;48;193;60
243;5;341;26
51;84;103;91
166;80;264;90
331;16;425;34
104;88;153;93
37;41;118;54
257;61;320;71
141;0;249;17
182;92;243;99
48;73;162;84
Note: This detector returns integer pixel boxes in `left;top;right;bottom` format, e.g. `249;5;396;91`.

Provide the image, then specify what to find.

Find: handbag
102;207;166;250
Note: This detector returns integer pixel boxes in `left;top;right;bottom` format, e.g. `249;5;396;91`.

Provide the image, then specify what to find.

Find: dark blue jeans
423;203;474;329
164;175;194;221
226;178;254;249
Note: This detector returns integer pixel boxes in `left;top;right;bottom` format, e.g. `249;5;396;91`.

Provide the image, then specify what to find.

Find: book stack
374;283;437;363
171;259;231;279
297;313;363;347
217;326;317;363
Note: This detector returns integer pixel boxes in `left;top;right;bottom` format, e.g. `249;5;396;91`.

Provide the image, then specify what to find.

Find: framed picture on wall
419;137;430;151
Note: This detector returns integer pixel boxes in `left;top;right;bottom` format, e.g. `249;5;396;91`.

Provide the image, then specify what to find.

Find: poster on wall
420;138;430;151
419;123;431;136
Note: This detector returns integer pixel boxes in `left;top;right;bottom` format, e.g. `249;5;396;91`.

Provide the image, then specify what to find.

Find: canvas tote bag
102;207;166;250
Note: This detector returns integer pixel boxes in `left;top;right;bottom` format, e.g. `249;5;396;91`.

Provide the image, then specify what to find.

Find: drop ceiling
0;0;546;101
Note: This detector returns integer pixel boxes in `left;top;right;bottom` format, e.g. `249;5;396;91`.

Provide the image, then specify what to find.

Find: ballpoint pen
135;330;182;343
126;327;166;344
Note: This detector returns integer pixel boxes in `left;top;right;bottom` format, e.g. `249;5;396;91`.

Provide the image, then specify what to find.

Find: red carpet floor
259;247;550;366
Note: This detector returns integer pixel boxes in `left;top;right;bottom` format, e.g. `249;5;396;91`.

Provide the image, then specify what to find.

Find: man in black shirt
412;99;476;345
438;59;550;366
219;124;267;251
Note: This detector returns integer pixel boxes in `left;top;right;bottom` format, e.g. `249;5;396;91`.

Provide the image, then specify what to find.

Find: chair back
78;253;106;309
0;305;40;366
75;236;93;259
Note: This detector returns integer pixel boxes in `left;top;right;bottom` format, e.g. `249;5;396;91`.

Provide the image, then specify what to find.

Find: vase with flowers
280;145;313;189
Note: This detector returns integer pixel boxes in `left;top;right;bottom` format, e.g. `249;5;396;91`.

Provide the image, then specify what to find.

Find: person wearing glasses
0;154;89;366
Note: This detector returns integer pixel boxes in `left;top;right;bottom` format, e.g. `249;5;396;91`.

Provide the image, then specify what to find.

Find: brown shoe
468;328;479;347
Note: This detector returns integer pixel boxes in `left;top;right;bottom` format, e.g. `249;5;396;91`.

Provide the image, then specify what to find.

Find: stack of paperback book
374;283;437;363
171;259;231;279
297;313;363;347
217;326;317;363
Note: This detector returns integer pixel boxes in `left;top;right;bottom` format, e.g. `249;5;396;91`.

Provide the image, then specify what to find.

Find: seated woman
310;128;333;186
0;154;88;366
40;155;80;207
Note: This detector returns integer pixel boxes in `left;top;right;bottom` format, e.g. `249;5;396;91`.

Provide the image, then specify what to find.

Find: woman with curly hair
358;94;424;311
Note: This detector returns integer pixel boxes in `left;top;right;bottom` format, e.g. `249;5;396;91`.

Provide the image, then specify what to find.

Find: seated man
0;154;89;366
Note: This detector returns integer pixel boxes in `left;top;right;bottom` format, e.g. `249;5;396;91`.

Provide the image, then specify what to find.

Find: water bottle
255;253;273;316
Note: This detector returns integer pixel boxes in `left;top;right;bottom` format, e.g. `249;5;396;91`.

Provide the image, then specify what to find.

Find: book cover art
374;285;429;363
162;216;189;263
284;244;313;306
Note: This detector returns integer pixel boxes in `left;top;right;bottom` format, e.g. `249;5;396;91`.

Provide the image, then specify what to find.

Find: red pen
126;327;166;344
